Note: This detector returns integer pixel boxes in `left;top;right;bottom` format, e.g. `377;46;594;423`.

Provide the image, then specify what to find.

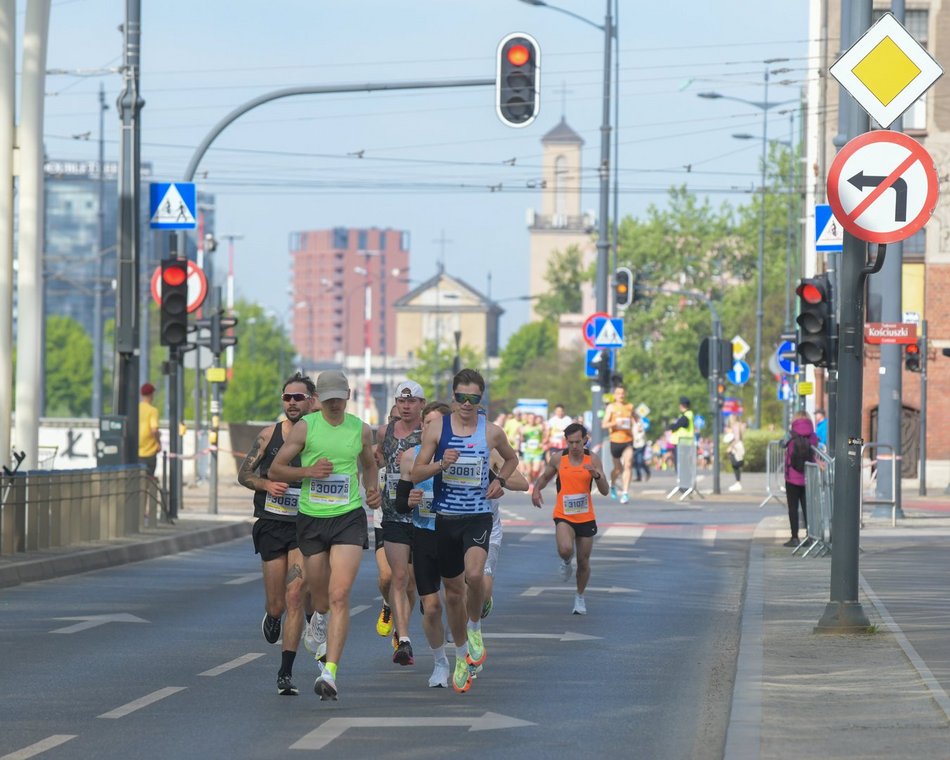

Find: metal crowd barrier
0;465;160;557
859;441;897;528
758;440;786;509
797;447;834;558
666;440;703;501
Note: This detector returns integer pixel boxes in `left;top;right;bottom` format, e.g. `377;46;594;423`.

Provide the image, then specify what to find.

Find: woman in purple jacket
782;412;818;547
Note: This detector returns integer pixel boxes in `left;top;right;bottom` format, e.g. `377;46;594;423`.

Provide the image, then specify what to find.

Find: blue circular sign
777;341;798;374
727;359;751;385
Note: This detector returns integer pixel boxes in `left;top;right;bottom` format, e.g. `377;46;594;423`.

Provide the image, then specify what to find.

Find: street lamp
697;59;794;429
520;0;615;450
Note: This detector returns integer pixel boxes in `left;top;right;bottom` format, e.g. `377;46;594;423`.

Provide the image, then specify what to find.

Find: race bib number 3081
443;455;483;488
309;474;351;506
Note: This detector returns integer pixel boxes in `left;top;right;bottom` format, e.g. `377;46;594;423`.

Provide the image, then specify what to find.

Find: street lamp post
698;60;792;429
520;0;614;449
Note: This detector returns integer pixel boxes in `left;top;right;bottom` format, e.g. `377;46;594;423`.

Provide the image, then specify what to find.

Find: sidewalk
0;480;254;589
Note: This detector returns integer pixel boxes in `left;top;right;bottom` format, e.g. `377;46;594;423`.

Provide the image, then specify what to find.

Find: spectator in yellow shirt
138;382;161;475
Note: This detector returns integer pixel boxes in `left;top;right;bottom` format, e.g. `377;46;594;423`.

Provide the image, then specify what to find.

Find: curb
0;520;252;589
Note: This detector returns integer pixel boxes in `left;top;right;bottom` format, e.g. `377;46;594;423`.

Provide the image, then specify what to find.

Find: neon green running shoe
452;657;472;693
465;628;486;667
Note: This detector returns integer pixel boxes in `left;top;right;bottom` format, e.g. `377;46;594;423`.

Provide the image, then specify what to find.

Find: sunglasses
281;393;311;402
454;392;482;406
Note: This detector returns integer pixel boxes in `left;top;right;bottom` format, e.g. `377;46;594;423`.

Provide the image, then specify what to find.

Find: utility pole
92;83;107;420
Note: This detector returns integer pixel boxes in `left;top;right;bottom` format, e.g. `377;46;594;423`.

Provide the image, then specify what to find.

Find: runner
270;370;380;702
520;413;545;488
237;372;316;696
410;368;519;693
545;404;572;461
376;380;424;666
531;422;609;615
602;385;635;503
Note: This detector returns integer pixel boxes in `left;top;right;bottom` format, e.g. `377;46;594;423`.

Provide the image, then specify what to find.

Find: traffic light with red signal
159;259;189;347
795;273;835;368
496;33;540;128
905;340;921;372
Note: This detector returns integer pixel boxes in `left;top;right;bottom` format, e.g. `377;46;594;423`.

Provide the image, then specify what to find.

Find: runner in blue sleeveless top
411;369;519;694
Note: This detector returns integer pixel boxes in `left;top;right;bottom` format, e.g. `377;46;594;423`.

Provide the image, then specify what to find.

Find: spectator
782;411;818;547
138;382;161;477
724;416;746;492
814;408;828;451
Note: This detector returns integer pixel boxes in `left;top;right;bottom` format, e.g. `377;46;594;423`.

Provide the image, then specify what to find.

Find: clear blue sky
40;0;810;341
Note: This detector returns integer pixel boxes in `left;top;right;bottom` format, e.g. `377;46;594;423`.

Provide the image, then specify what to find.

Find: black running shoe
393;639;414;666
262;613;281;644
277;673;298;696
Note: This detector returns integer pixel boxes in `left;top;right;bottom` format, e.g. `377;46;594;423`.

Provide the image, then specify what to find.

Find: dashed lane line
199;653;266;677
97;687;187;719
0;736;77;760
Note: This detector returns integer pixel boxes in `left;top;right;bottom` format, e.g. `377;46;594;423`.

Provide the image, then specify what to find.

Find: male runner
270;370;380;702
376;379;424;666
545;404;572;460
602;385;635;503
410;368;519;693
237;372;315;695
531;422;609;615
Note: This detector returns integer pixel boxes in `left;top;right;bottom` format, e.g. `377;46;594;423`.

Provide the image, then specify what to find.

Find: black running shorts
412;527;441;597
297;508;368;556
382;520;414;547
554;517;598;538
436;512;492;580
252;518;298;561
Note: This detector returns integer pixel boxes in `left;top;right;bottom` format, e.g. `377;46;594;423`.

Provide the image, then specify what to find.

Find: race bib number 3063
309;474;351;506
264;486;301;516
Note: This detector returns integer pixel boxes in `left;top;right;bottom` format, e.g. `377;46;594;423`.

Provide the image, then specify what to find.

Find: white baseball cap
395;380;425;400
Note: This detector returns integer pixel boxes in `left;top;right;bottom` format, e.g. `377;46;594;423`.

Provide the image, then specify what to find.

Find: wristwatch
497;477;507;489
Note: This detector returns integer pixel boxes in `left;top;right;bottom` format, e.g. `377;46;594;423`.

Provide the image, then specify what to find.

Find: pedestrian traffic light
795;273;835;368
614;267;633;310
905;340;921;372
496;33;540;128
160;259;189;347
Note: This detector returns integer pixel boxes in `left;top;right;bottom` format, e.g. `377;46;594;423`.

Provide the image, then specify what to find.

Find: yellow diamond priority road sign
830;12;942;128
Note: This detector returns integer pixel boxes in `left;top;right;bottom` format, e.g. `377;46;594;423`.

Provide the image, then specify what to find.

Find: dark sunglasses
281;393;311;402
454;392;482;406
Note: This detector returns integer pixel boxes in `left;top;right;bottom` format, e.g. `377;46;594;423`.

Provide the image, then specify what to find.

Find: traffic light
592;348;611;388
905;340;921;372
496;33;540;128
795;273;835;368
160;259;189;347
216;313;239;354
614;267;633;310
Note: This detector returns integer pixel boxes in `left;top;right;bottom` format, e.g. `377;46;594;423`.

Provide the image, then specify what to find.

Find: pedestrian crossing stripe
595;319;622;347
150;183;197;229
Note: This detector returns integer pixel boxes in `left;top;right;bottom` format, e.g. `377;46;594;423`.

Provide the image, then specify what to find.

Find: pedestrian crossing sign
815;203;843;252
593;317;624;348
150;182;197;230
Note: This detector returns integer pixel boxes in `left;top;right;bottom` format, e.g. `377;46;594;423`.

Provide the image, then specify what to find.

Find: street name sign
827;130;938;244
864;321;918;344
829;12;943;129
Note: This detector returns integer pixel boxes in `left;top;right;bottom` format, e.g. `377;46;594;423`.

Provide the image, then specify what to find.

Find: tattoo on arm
238;436;265;488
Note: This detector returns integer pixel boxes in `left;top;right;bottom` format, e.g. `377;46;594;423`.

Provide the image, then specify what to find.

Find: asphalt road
1;482;758;760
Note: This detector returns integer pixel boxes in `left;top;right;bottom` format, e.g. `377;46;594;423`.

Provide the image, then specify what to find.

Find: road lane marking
224;573;260;585
602;526;645;541
0;735;77;760
50;613;148;634
98;687;186;719
290;712;535;751
483;631;601;642
199;653;265;676
521;586;635;597
702;527;717;545
350;605;370;617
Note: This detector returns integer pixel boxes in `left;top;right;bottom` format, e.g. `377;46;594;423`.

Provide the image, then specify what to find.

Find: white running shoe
728;482;743;492
572;594;587;615
428;659;450;688
314;671;337;701
303;617;318;655
559;557;574;582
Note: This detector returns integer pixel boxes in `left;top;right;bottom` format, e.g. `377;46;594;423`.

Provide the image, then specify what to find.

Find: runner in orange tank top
531;422;609;615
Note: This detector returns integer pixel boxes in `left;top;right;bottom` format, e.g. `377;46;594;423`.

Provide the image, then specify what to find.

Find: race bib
443;455;483;488
563;492;589;515
417;490;434;518
264;486;300;516
616;416;632;430
386;473;400;500
309;474;351;507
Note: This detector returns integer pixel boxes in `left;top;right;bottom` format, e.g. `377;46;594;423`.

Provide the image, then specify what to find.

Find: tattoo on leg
286;564;303;585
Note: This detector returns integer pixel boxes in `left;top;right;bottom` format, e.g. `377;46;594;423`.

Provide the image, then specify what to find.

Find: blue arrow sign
150;182;197;230
585;348;614;378
592;317;624;348
727;359;750;385
778;379;792;401
777;340;798;374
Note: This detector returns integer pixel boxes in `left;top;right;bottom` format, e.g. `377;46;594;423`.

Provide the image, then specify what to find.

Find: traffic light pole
918;319;927;496
167;344;180;522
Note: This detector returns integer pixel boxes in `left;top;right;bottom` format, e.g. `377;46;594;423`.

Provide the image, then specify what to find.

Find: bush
721;429;783;472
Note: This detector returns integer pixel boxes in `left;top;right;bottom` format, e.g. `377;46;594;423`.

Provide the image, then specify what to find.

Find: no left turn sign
827;130;938;244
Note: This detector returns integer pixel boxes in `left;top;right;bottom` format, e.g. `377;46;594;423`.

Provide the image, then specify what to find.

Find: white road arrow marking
290;712;535;751
50;613;148;634
483;631;601;642
521;586;635;597
1;735;77;759
223;573;259;585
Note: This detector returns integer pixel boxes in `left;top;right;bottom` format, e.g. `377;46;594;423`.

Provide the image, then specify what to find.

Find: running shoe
480;596;494;619
392;629;400;651
429;659;450;688
314;672;338;701
452;658;472;693
559;557;574;582
393;639;414;666
277;673;298;696
309;611;328;660
465;628;486;667
610;486;617;500
376;604;393;637
261;613;281;644
303;617;317;654
573;594;587;616
620;493;630;504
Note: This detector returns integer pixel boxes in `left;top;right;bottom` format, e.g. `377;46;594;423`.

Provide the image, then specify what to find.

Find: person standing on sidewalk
782;411;818;547
376;380;424;667
237;372;316;696
410;368;519;694
632;410;650;483
531;423;609;615
602;385;635;503
138;382;161;477
725;415;746;492
270;370;380;702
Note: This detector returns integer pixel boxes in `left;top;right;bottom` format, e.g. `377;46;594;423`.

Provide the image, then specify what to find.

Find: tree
44;315;93;416
534;243;587;322
493;320;557;401
407;339;483;402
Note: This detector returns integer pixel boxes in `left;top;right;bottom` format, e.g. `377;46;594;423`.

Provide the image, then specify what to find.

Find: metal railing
0;465;163;556
666;441;703;501
758;440;786;509
859;441;898;527
797;446;834;557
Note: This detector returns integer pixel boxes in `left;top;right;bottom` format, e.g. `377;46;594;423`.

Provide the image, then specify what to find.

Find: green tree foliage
44;315;93;416
535;243;587;322
494;320;557;402
407;339;483;402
